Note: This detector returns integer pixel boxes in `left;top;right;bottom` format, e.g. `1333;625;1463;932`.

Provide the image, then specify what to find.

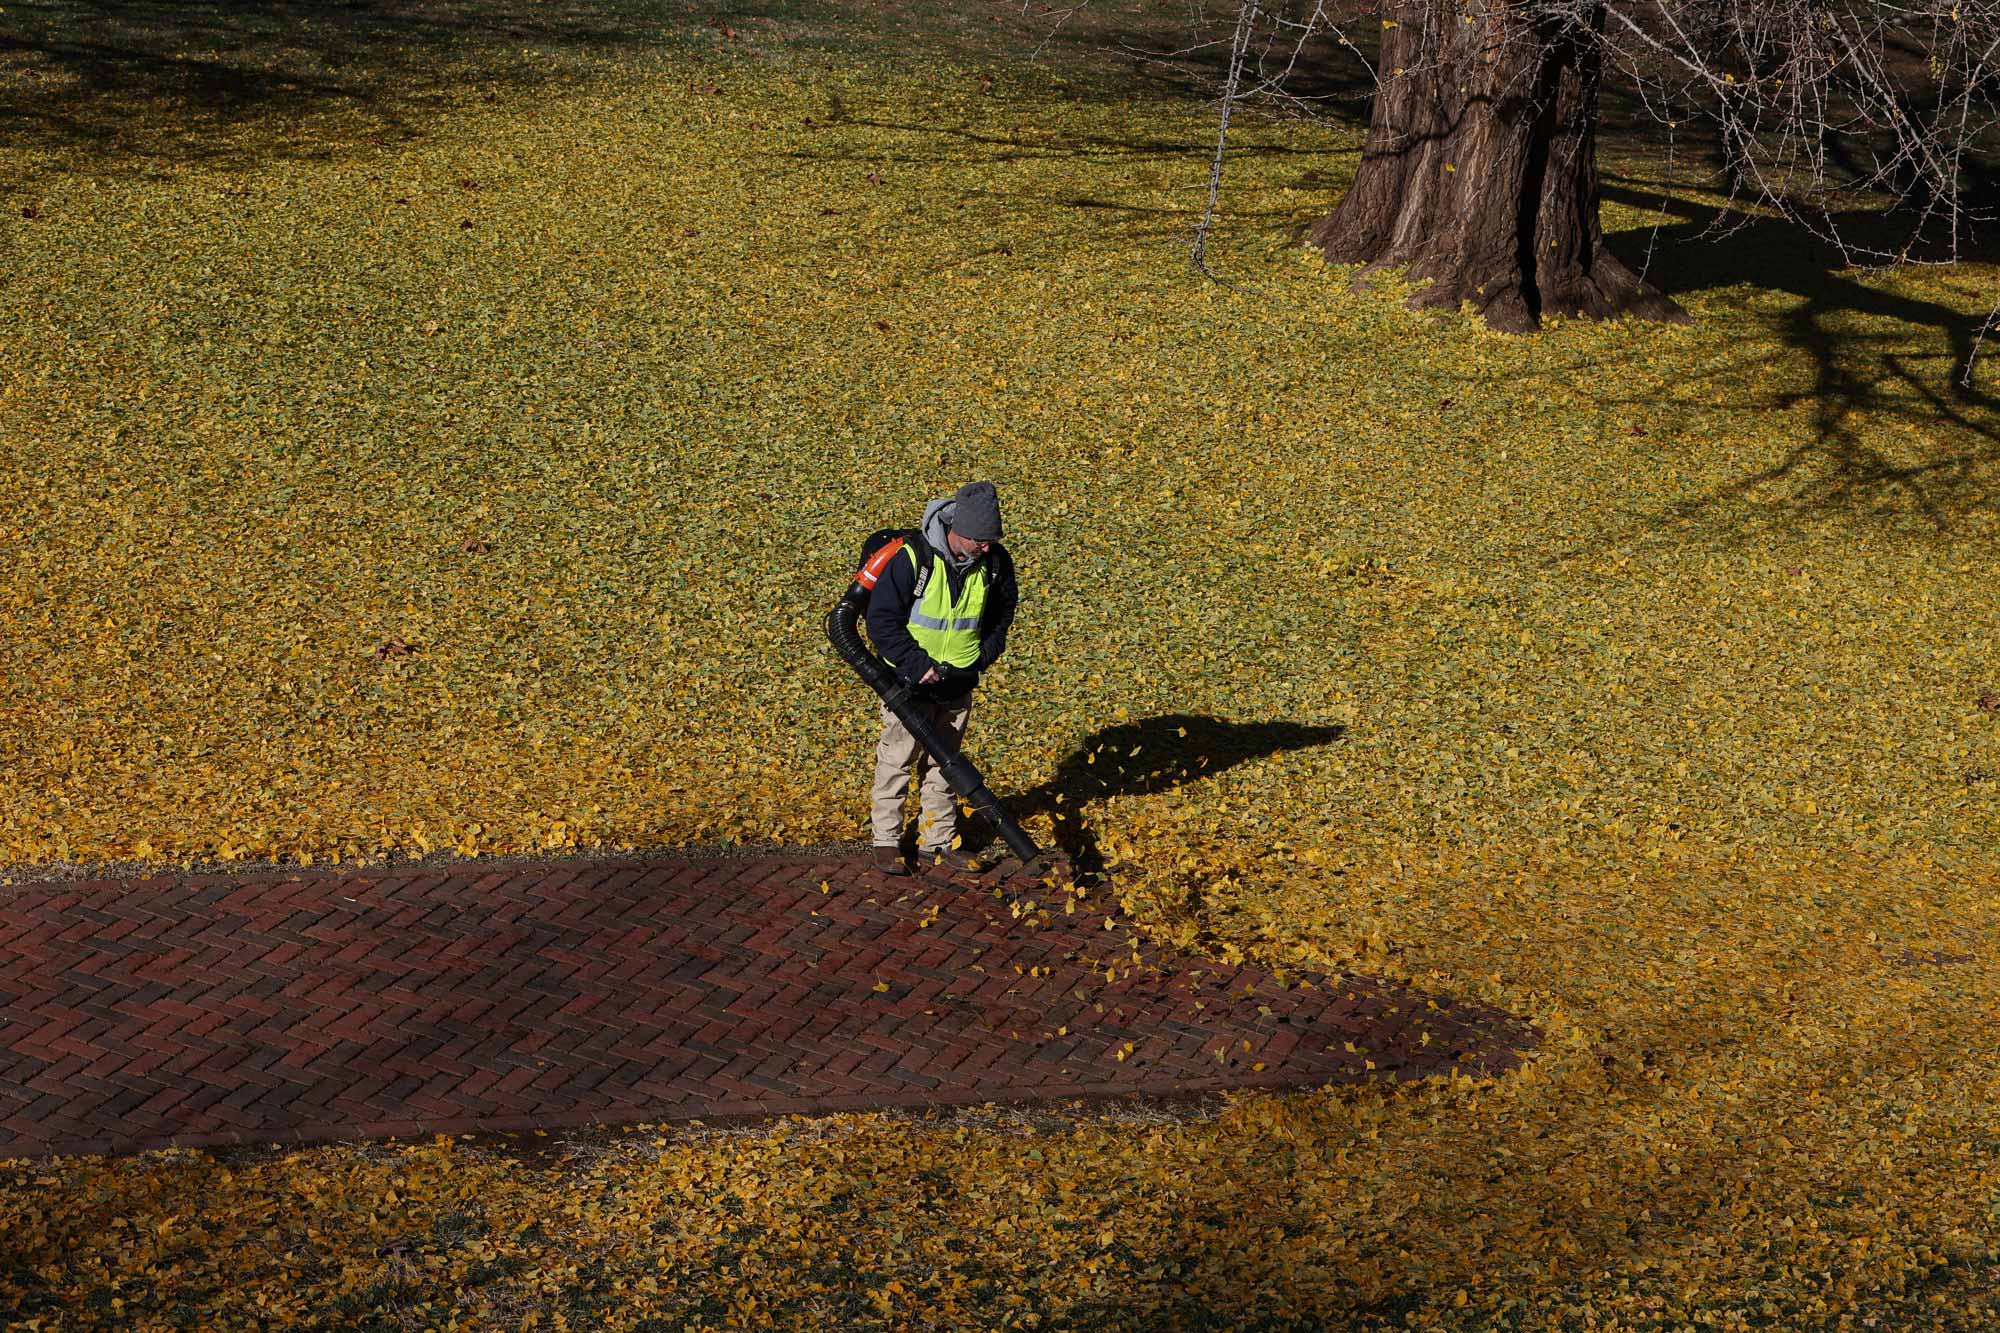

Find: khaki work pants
871;696;973;854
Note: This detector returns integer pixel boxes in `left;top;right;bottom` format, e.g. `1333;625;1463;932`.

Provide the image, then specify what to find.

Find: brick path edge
0;850;1535;1159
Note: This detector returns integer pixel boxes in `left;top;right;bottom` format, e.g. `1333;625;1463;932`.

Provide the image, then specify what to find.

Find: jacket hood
920;496;959;561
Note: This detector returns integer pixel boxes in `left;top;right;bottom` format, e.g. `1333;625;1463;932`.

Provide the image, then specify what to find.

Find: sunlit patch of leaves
1;53;1996;876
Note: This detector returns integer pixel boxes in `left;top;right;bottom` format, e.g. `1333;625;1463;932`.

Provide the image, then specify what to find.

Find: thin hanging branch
1190;0;1258;277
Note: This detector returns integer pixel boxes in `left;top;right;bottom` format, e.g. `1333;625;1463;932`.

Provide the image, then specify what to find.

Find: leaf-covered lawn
3;28;1999;1332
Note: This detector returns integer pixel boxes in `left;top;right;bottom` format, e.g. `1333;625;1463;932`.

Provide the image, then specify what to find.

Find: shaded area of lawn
1582;181;2000;549
0;0;1275;191
0;0;703;188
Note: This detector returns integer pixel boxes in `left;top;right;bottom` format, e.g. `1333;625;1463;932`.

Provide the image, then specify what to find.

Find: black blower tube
827;584;1042;864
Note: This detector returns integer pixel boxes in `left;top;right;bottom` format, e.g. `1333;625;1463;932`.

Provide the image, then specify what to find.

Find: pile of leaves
3;33;1998;1331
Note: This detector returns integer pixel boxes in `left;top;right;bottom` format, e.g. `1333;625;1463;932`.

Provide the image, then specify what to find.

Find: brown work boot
869;846;909;876
925;847;986;875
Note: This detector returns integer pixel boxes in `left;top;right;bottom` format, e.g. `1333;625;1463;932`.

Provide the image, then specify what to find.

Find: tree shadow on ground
0;0;1329;192
772;109;1344;266
1061;1073;1801;1328
1553;183;2000;554
1048;5;1378;114
0;0;704;191
958;714;1345;872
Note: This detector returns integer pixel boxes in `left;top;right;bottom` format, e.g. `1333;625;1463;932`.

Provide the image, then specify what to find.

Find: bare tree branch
1192;0;1259;274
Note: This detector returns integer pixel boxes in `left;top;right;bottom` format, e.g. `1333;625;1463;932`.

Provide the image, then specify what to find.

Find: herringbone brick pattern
0;853;1531;1158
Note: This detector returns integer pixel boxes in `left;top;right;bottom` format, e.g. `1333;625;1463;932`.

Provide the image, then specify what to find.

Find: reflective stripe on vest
905;544;987;669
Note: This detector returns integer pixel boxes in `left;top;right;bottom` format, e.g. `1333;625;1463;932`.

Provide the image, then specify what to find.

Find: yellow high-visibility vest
904;544;988;668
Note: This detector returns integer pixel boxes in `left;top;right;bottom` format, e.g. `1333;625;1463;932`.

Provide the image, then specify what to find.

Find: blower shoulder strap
906;533;933;601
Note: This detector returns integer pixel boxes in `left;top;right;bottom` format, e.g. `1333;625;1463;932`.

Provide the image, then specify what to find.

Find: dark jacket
865;496;1017;702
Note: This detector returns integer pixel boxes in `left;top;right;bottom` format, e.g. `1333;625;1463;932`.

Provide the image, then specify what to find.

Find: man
864;480;1018;876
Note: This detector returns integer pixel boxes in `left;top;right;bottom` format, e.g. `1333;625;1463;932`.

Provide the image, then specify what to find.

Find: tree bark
1304;0;1689;332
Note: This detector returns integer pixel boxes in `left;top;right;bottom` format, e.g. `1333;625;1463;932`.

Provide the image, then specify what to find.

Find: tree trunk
1305;0;1688;332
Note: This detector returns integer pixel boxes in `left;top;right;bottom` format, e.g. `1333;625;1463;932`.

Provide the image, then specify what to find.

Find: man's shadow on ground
942;714;1346;873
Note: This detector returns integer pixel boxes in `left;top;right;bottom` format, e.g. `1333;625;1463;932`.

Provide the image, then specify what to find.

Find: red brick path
0;852;1531;1158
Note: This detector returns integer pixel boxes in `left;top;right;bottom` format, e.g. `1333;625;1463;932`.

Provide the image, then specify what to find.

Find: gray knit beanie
950;480;1003;541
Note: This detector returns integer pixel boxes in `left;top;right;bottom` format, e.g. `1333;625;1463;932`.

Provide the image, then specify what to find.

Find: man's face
946;529;991;560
